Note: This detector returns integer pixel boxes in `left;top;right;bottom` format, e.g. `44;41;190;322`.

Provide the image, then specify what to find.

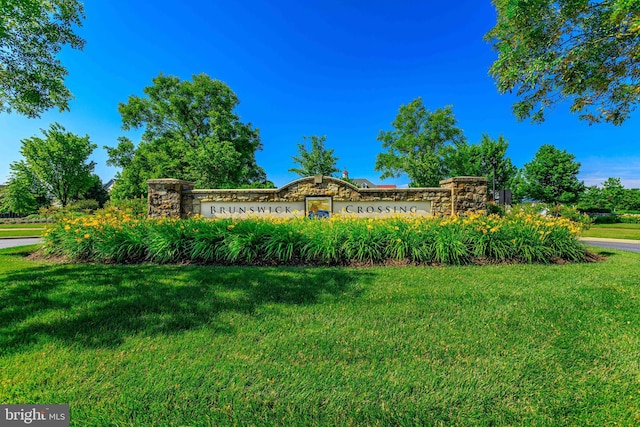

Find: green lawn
0;223;48;229
0;223;47;238
582;223;640;240
1;245;639;426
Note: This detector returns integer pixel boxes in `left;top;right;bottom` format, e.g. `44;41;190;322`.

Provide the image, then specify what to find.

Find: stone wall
147;179;195;218
147;176;488;218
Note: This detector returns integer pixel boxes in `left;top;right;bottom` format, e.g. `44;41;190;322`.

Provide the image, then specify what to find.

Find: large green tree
289;135;340;177
602;177;625;212
0;0;85;117
17;122;96;207
0;163;50;216
107;73;268;199
443;134;518;195
522;144;585;204
486;0;640;125
375;98;465;187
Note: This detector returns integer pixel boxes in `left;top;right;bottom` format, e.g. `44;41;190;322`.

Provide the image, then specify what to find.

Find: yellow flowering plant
42;207;591;266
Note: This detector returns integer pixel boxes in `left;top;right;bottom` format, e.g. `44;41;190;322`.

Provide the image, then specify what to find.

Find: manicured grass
0;224;46;238
582;223;640;240
0;224;48;229
1;246;639;426
0;229;45;237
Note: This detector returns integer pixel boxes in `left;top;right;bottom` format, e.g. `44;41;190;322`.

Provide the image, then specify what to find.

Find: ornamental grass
42;208;591;266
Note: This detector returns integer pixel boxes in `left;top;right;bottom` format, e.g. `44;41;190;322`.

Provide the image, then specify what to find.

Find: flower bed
42;208;591;266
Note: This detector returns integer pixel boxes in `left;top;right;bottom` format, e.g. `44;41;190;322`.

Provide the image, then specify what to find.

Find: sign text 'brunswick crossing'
147;175;488;219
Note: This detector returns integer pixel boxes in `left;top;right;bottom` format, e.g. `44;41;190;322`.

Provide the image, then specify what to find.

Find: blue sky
1;0;639;188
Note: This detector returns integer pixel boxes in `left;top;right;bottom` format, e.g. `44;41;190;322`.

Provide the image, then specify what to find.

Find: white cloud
579;156;640;188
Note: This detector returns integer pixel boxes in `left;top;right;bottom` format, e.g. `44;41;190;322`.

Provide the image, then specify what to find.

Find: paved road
0;237;42;249
581;238;640;253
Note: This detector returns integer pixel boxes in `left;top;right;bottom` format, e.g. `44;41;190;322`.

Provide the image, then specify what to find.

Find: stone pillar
439;176;488;216
147;179;195;218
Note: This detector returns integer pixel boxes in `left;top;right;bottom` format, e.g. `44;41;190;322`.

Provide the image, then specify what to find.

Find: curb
579;237;640;244
0;236;42;240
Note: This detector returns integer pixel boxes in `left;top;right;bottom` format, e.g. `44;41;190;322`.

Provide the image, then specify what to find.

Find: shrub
593;215;621;224
66;199;100;213
42;209;591;266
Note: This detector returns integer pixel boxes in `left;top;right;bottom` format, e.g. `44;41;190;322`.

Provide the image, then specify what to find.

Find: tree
375;98;465;187
522;144;585;204
81;174;110;207
0;164;50;216
107;73;268;198
578;185;605;211
443;134;518;196
19;123;96;207
288;135;340;177
486;0;640;125
620;188;640;211
602;177;625;212
0;0;85;117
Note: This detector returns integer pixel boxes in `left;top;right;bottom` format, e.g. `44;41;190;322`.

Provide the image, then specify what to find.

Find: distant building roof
103;178;116;192
377;184;397;189
352;179;376;189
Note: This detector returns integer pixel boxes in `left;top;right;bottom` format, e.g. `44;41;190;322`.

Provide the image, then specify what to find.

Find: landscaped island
42;207;591;266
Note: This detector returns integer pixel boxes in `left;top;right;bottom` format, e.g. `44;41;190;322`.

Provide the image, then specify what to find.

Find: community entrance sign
147;175;487;219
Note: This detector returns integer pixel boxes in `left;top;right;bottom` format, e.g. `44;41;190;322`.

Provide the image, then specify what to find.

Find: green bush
42;209;592;266
593;215;621;224
66;199;100;213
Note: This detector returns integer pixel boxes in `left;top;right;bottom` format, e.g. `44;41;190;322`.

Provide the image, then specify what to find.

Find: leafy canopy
443;134;518;195
0;0;85;117
486;0;640;125
18;122;97;207
0;163;50;216
107;73;269;199
375;97;465;187
289;135;340;177
522;144;585;204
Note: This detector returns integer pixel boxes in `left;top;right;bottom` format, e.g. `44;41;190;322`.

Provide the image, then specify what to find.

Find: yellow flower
397;238;402;242
367;224;373;230
64;225;71;231
84;233;91;239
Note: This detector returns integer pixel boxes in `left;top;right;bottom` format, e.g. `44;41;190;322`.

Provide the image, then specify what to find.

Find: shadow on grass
0;259;370;355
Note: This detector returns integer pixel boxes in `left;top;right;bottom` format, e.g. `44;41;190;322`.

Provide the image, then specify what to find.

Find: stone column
147;179;195;218
439;176;488;216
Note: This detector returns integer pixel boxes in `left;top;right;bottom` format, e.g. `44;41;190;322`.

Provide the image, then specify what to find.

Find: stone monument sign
147;175;487;219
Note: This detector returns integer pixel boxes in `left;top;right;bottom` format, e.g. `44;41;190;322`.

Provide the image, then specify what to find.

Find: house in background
342;169;397;189
103;178;117;193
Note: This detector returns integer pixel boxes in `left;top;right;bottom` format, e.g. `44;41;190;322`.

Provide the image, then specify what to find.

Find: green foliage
108;73;268;199
375;97;465;187
18;122;97;207
44;211;590;266
65;199;100;213
443;134;518;194
81;174;110;207
579;178;640;213
486;0;640;125
0;0;85;117
0;166;49;216
522;144;585;204
104;197;147;216
289;135;340;177
602;177;625;212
